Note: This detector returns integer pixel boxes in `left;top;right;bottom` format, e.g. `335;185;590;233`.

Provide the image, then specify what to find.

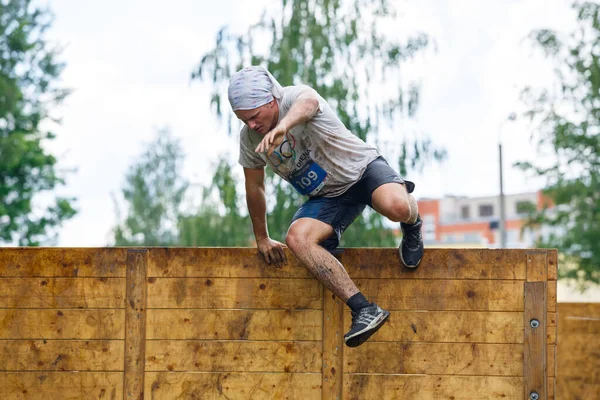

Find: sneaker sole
399;246;422;269
344;310;390;348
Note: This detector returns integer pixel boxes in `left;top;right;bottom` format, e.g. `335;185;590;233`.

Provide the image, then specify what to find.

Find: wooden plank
0;340;123;371
548;377;555;400
148;247;313;278
124;250;148;400
557;376;600;399
147;248;528;280
526;251;548;282
146;371;322;399
145;341;322;372
344;343;523;375
523;281;547;400
340;248;527;279
0;309;124;339
344;310;523;343
0;278;125;308
547;312;557;344
147;309;322;340
355;279;524;311
0;371;123;399
343;375;523;399
547;280;557;313
322;289;343;400
0;248;127;277
147;278;322;309
558;302;600;319
547;249;558;280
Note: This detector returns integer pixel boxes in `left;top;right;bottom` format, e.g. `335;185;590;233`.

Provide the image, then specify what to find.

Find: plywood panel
341;248;527;279
345;343;523;375
0;248;127;277
0;372;123;399
146;341;321;373
0;309;124;339
146;371;322;399
355;279;524;311
0;278;124;308
147;309;322;340
343;375;523;399
343;310;523;343
0;340;123;371
147;278;322;309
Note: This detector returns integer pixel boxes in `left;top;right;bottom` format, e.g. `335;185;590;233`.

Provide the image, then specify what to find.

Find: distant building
417;191;553;248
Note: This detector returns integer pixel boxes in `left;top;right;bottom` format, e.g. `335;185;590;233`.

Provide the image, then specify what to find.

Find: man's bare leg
285;217;358;302
285;217;390;347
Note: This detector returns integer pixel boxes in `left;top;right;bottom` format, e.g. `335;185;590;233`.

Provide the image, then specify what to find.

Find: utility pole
498;112;516;249
499;142;506;249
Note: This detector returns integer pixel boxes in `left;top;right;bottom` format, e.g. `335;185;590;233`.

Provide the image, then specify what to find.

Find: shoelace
352;307;378;326
403;225;422;250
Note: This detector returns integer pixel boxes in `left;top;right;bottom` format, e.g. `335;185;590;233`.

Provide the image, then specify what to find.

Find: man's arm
278;91;320;133
244;167;269;240
244;167;287;266
255;89;320;155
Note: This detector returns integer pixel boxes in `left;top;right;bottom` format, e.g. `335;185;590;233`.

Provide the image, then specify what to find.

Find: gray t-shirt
238;85;380;197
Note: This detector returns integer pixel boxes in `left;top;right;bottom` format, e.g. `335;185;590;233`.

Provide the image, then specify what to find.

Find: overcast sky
35;0;576;247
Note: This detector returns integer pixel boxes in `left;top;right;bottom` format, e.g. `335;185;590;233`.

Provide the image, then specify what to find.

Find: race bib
289;160;329;196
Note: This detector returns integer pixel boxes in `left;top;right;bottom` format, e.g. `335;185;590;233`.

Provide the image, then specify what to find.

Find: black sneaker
344;303;390;348
400;215;424;268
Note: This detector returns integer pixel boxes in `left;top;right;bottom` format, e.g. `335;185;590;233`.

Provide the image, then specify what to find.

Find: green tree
194;0;444;245
179;156;253;246
519;0;600;285
112;128;188;246
0;0;76;245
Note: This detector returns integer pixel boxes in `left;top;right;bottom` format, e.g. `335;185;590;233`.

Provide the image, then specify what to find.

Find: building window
516;201;534;214
461;205;470;220
479;204;494;217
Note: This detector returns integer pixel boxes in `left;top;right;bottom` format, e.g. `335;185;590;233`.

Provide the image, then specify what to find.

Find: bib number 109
296;171;319;189
290;161;328;195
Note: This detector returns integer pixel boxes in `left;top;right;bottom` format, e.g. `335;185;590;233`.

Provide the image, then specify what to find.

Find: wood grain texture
147;309;322;340
355;279;524;311
343;375;523;399
146;371;322;399
145;341;322;373
0;372;122;399
0;340;123;371
0;309;124;339
0;248;127;277
345;342;523;375
147;278;322;309
0;278;124;308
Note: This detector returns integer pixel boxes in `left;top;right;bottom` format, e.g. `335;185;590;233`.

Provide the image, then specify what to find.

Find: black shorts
290;156;415;250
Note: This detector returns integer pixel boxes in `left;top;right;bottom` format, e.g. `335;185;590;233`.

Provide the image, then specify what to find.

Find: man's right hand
256;237;288;268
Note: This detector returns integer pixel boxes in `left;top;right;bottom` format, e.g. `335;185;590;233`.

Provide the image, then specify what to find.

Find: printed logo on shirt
267;132;329;196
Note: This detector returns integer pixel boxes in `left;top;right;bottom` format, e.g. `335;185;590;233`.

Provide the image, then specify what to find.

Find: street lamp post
498;112;516;249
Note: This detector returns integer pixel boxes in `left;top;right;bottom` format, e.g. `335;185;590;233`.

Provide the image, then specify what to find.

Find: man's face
234;100;278;135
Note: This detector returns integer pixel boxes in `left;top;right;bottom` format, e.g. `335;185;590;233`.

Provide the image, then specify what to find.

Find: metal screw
529;391;539;400
530;319;540;329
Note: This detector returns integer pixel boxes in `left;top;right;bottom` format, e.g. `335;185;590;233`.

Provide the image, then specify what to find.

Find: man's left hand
255;124;287;156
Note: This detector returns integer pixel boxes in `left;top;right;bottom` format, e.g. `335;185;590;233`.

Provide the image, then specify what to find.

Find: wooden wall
557;302;600;399
0;247;557;399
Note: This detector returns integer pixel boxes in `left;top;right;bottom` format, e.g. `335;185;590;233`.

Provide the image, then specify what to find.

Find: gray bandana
228;66;284;111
